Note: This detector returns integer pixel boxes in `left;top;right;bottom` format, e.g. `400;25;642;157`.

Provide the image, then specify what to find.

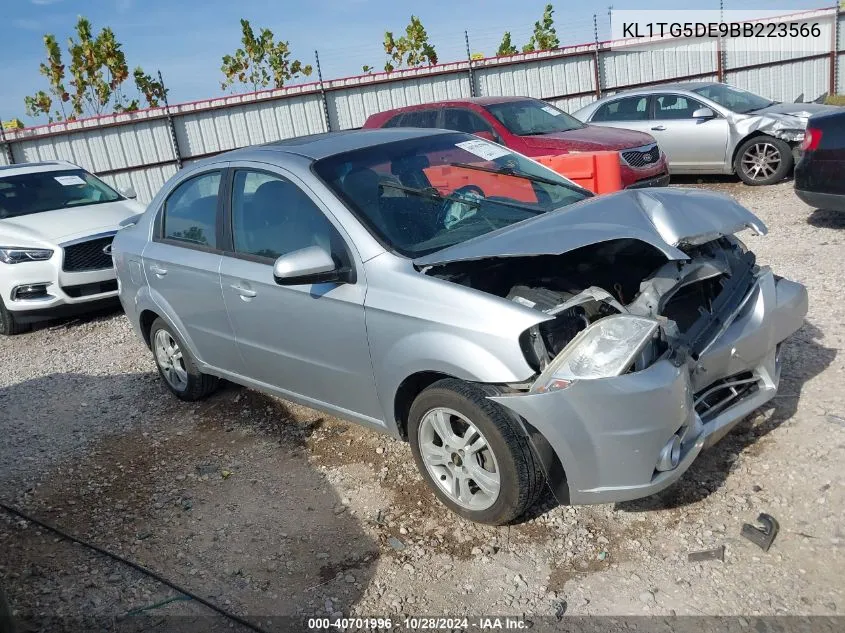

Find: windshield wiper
448;161;566;188
380;181;481;208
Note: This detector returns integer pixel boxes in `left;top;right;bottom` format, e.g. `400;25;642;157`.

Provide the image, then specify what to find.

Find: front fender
373;329;536;429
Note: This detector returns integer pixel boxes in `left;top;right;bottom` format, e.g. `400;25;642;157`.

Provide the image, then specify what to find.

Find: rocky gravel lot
1;179;844;631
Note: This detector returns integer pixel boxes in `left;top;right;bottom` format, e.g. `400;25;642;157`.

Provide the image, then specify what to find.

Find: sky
0;0;830;124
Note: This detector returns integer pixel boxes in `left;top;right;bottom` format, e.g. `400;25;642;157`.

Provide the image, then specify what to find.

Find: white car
0;160;144;335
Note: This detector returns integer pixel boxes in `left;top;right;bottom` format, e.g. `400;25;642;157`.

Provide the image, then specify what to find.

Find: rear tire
0;299;29;336
408;378;545;525
734;135;793;186
149;317;218;401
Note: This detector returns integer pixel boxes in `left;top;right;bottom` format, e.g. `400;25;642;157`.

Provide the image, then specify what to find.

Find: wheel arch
393;370;457;440
139;308;160;347
730;131;794;170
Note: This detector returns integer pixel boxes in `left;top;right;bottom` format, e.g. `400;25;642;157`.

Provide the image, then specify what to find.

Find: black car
794;109;845;211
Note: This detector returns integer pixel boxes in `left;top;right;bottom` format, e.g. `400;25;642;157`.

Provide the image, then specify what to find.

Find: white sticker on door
54;175;86;186
455;139;510;161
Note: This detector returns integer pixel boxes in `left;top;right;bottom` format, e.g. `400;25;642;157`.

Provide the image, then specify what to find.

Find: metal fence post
158;71;182;170
718;0;727;83
593;14;603;98
315;50;332;132
832;1;840;95
0;121;14;165
465;31;477;98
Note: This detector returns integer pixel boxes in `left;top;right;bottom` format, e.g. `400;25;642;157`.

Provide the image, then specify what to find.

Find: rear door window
160;171;222;249
398;109;439;128
592;96;650;122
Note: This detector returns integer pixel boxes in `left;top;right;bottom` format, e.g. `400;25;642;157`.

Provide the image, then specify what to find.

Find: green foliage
825;94;845;106
382;15;438;73
24;34;68;121
522;4;559;52
497;32;518;56
24;16;161;121
221;19;312;91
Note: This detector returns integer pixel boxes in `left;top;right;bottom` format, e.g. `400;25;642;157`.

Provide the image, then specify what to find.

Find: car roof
224;128;457;161
0;160;79;177
370;95;537;115
602;82;719;99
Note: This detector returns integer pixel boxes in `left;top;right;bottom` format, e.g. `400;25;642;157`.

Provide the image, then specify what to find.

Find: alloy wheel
153;329;188;391
740;142;782;182
418;407;501;511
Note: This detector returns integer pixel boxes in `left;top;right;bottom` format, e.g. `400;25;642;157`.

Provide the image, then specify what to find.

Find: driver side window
230;170;338;261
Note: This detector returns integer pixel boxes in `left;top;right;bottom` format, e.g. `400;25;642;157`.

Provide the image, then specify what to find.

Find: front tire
734;135;793;186
0;299;29;336
149;317;218;401
408;379;545;525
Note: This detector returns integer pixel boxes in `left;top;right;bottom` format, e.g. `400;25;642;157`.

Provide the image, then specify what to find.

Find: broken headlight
530;315;659;393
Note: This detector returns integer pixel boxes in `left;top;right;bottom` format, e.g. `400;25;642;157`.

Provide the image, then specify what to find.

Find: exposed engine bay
423;236;756;374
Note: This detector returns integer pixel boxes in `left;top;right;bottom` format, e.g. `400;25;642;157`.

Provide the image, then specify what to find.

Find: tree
497;32;518;56
24;34;68;122
221;19;312;92
115;69;169;112
24;16;161;121
522;4;559;52
382;16;438;72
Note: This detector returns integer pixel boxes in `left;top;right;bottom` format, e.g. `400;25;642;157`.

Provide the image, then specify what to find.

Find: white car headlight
531;315;659;393
0;247;54;264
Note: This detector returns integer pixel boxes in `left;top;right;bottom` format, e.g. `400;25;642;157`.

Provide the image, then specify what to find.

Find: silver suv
114;129;807;525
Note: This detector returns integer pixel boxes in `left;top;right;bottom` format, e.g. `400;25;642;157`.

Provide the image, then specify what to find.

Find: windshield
484;100;585;136
0;169;122;219
313;132;590;258
691;84;775;114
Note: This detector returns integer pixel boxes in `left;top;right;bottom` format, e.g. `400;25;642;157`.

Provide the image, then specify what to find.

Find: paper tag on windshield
54;175;86;186
541;105;561;116
455;139;510;161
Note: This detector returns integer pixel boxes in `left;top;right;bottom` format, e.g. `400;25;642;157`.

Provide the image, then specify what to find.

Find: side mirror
273;245;350;286
692;107;716;120
474;130;502;143
120;185;137;199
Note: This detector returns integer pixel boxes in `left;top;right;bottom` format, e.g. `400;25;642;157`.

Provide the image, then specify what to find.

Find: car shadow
25;301;123;334
615;320;835;513
806;208;845;229
0;372;379;632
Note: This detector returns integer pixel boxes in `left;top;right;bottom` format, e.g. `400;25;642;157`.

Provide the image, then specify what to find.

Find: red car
363;96;670;189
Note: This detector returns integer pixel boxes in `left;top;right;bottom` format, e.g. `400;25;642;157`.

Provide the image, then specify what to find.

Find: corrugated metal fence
1;7;841;203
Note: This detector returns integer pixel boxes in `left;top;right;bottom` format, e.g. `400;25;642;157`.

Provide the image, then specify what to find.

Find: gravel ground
1;180;844;631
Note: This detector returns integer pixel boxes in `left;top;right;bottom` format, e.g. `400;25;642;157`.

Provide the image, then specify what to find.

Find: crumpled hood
414;188;767;267
520;124;656;152
0;199;143;247
750;102;840;122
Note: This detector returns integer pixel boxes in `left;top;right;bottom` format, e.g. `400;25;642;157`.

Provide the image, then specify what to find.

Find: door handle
230;284;257;298
651;125;666;131
149;265;167;276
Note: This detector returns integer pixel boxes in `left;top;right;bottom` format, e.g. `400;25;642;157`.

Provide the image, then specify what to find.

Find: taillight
800;127;822;151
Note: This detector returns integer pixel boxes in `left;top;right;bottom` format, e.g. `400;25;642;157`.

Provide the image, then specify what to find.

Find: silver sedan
574;82;839;185
114;128;807;525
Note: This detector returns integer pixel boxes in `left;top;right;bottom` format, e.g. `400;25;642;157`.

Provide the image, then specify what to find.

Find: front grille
63;279;118;298
622;144;661;168
62;236;114;272
694;371;759;422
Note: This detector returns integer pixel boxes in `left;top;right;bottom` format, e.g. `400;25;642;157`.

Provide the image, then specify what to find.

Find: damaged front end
417;189;808;505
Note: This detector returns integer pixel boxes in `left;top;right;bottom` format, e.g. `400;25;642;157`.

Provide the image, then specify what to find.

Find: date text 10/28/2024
308;616;529;630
